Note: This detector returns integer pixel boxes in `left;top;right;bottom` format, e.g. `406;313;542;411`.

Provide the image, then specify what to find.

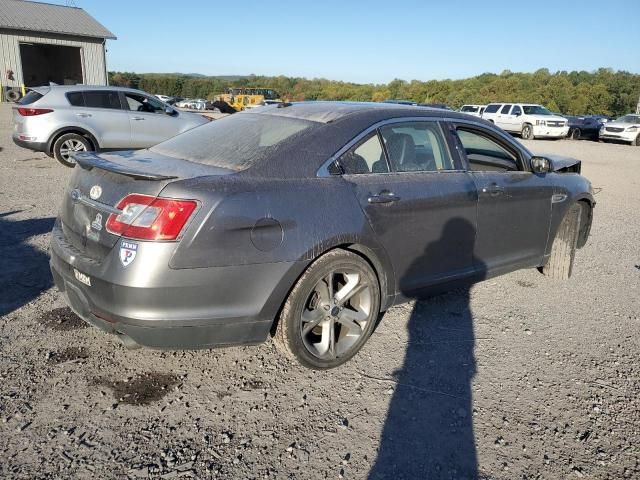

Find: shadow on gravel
46;346;90;365
38;306;87;331
0;212;55;317
370;218;485;479
94;373;179;406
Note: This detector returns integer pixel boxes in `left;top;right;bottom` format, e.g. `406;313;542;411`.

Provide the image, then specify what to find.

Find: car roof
33;84;147;94
251;101;472;124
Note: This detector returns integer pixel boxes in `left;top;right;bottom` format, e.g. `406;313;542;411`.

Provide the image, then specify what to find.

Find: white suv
482;103;569;140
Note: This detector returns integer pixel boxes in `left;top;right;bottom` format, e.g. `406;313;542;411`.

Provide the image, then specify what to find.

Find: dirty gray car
49;102;595;369
12;85;210;167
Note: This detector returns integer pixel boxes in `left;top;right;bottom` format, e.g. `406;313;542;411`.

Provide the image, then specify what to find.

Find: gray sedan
49;102;595;369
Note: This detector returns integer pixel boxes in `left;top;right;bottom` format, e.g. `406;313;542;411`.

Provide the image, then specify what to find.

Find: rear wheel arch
47;127;99;154
576;198;594;249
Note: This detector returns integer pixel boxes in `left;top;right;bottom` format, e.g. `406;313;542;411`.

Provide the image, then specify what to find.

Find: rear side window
484;104;500;114
84;91;121;109
339;131;388;174
379;122;454;172
500;104;512;114
150;113;314;171
66;91;84;106
17;90;44;105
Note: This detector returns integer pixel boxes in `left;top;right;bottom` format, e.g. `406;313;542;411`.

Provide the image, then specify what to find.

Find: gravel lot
1;103;639;479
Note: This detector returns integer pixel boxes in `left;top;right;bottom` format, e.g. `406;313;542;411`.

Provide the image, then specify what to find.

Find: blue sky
63;0;639;83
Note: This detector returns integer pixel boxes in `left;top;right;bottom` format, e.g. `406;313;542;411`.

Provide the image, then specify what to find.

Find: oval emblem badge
89;185;102;200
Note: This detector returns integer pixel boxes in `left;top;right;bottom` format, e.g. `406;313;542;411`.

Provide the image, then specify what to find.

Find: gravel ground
1;103;639;479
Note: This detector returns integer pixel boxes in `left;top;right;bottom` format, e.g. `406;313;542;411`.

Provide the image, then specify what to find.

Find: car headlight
536;120;546;126
626;126;638;132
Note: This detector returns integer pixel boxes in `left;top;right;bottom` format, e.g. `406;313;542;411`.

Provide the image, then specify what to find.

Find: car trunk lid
58;149;232;262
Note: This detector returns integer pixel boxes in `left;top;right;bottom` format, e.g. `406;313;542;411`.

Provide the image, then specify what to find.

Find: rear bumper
12;135;48;152
49;227;305;349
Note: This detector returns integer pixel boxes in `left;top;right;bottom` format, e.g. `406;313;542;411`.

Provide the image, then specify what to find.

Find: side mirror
165;106;176;115
513;112;521;117
531;156;552;174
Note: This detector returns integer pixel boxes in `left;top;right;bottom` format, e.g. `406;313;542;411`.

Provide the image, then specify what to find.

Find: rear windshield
17;90;44;105
151;113;315;171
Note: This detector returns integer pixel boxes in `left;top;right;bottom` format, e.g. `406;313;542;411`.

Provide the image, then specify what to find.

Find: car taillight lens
16;107;53;116
106;194;197;241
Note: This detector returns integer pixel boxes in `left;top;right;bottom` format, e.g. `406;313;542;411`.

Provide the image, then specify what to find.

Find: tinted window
17;90;44;105
461;106;478;113
456;129;518;172
380;122;454;172
512;105;522;115
124;92;165;114
340;131;388;174
484;104;500;114
500;104;512;114
150;113;314;171
66;91;84;106
83;91;121;109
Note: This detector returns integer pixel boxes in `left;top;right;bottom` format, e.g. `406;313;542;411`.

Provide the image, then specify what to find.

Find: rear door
122;92;181;148
342;120;478;297
450;124;553;273
66;90;131;148
495;104;513;131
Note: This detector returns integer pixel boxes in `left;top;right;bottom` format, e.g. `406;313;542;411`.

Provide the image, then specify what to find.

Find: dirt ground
1;103;639;479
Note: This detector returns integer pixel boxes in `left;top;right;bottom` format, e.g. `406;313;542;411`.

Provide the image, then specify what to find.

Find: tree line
109;68;640;116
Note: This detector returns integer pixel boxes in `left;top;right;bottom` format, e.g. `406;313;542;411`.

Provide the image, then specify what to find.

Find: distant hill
108;68;640;116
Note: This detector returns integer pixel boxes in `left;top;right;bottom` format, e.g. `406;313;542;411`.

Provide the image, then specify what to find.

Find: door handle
132;116;145;121
76;113;92;118
368;191;400;204
481;183;505;196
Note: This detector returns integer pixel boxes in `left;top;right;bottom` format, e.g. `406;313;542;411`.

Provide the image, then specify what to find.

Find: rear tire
273;249;380;369
571;128;581;140
52;133;92;167
542;203;582;280
522;124;534;140
633;134;640;146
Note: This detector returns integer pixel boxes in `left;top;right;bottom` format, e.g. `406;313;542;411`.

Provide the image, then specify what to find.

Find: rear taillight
16;107;53;116
106;194;197;241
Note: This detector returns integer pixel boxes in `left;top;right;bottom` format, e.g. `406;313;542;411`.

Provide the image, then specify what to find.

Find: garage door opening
19;43;83;87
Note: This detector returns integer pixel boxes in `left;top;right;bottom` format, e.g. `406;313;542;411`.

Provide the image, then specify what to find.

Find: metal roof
0;0;116;40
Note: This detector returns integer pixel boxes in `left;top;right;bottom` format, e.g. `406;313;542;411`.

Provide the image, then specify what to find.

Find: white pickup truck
482;103;569;140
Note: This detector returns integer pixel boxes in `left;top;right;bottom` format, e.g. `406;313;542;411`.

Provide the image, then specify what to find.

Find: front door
340;121;478;297
452;125;553;273
122;92;179;148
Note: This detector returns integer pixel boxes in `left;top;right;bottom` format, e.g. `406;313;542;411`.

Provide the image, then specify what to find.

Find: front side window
83;90;121;110
500;104;512;114
512;105;522;115
124;93;166;114
339;131;388;174
456;128;519;172
379;122;454;172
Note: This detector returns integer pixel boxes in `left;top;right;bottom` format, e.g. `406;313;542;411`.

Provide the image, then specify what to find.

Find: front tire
273;249;380;369
52;133;91;167
542;203;582;280
521;124;534;140
633;134;640;146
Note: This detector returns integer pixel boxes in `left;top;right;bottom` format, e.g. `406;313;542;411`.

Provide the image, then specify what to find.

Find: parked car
598;114;640;146
12;86;210;167
482;103;569;139
567;115;612;140
50;102;594;369
155;94;172;103
459;104;486;117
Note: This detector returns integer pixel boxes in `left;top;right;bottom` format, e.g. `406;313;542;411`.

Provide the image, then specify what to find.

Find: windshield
616;115;640;124
522;105;552;115
151;113;314;171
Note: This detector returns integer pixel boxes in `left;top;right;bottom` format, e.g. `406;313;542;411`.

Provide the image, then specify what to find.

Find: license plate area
73;268;91;286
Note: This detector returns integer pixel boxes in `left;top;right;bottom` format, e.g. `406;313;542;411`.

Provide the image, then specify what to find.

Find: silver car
12;85;210;167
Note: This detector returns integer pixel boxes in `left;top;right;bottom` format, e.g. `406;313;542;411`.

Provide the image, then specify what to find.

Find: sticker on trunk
119;241;138;267
73;268;91;286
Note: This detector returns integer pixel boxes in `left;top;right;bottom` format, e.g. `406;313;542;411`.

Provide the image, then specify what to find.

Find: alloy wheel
59;139;87;163
300;269;372;360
